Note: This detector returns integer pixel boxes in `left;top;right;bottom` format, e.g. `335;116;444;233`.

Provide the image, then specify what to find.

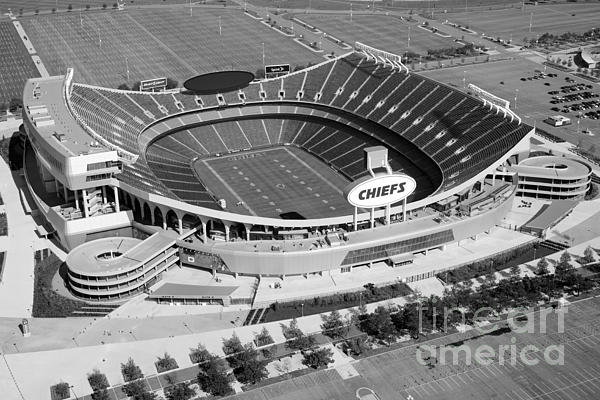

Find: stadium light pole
514;89;518;110
529;12;533;33
219;16;222;36
262;42;265;66
407;25;410;48
125;57;130;82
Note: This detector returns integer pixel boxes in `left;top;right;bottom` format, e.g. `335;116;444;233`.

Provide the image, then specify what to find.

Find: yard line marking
200;159;258;216
282;147;344;195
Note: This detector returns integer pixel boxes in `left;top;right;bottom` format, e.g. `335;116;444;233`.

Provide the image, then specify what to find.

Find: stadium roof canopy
183;71;254;95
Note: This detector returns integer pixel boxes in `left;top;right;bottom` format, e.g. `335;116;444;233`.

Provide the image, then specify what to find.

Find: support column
63;185;68;201
353;206;358;231
202;220;208;242
178;217;183;233
101;186;107;204
224;224;230;241
244;224;252;241
150;208;155;225
370;208;375;229
113;187;120;212
140;202;145;220
82;189;89;218
75;190;80;210
385;204;391;225
162;214;167;230
402;198;407;222
54;179;59;194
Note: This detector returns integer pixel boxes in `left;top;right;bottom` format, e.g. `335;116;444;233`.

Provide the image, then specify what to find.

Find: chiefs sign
345;174;416;208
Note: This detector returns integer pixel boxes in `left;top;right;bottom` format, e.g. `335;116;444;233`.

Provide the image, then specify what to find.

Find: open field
231;295;600;400
0;21;40;106
19;8;322;89
0;0;191;16
439;3;600;45
421;58;600;155
298;14;456;55
246;0;523;12
194;146;353;219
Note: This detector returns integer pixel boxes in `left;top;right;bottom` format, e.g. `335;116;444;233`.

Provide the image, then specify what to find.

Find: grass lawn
32;252;89;317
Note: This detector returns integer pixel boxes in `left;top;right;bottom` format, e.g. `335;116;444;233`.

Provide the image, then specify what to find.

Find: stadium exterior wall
179;189;515;276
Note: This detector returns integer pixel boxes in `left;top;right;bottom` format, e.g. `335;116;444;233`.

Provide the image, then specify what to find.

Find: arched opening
133;198;141;221
166;209;179;232
154;207;164;228
182;214;200;231
143;202;152;224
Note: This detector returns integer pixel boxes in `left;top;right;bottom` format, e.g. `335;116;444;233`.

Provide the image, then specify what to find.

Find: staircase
70;303;120;317
539;239;569;253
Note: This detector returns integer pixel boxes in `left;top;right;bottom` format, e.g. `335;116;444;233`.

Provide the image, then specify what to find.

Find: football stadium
4;1;600;400
22;38;566;301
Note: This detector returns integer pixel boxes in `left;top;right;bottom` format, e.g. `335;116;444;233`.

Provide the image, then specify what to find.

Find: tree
86;4;91;11
155;352;178;373
197;354;233;396
52;382;70;399
255;68;265;79
320;310;346;339
118;83;130;91
189;344;212;364
234;356;269;384
509;264;521;278
302;347;335;369
254;327;274;347
87;369;109;391
132;81;141;91
122;380;156;400
102;4;107;9
362;306;396;344
287;332;316;350
581;246;596;264
535;257;550;276
121;357;143;382
9;98;22;112
555;252;575;283
165;382;195;400
281;317;303;339
222;334;244;360
68;4;73;11
91;389;111;400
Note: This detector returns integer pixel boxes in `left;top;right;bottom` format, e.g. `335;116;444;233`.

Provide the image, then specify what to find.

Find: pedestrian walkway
0;163;36;318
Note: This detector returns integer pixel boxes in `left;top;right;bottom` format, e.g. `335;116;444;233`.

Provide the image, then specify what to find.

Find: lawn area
0;213;7;236
262;282;413;322
21;8;322;89
32;252;89;317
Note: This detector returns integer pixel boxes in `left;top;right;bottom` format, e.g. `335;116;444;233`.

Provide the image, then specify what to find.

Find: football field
299;14;457;55
231;295;600;400
0;21;40;105
193;146;353;219
442;3;600;45
19;8;322;89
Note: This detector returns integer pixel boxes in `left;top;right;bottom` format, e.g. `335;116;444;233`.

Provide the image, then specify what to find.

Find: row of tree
314;250;596;351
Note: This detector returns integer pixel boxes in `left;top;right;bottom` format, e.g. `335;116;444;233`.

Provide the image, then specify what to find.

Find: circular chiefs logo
345;174;416;208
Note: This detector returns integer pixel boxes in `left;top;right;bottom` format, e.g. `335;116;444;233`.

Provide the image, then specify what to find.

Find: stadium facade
22;49;566;300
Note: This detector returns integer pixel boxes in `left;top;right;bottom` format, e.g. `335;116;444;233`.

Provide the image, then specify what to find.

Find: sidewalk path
0;163;36;318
